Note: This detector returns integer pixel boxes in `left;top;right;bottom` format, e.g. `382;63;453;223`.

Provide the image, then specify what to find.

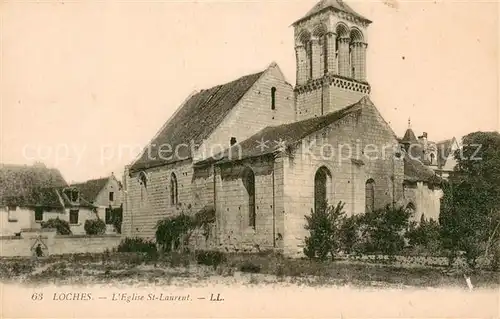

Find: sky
1;0;498;183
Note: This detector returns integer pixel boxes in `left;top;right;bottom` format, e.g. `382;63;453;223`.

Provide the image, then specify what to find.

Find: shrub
156;214;194;253
360;205;411;256
405;216;442;255
155;205;216;253
84;219;106;235
239;261;261;273
338;214;362;254
303;201;346;261
195;250;226;269
116;237;157;255
41;218;71;235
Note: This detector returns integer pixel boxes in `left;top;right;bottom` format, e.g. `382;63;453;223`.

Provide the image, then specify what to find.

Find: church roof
196;97;367;166
0;163;68;208
293;0;371;25
129;69;266;172
403;156;442;185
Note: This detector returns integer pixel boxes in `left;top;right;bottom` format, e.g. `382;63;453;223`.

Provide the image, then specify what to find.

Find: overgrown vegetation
304;201;346;261
155;205;215;253
304;202;413;260
84;219;106;235
116;237;157;255
41;218;72;235
439;132;500;268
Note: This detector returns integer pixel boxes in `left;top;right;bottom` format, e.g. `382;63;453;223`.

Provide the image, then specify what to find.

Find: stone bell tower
293;0;372;120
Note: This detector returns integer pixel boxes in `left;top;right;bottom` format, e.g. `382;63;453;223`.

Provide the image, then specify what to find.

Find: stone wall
0;229;121;257
282;100;404;257
214;157;278;251
122;160;195;239
403;182;443;222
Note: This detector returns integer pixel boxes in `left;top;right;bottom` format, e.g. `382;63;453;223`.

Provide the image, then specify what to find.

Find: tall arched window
271;87;276;110
314;166;332;213
365;179;375;213
306;40;313;80
322;34;328;74
242;168;256;228
170;172;178;206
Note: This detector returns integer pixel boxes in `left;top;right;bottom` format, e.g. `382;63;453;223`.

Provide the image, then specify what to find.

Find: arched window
271;87;276;110
314;166;332;213
322;34;328;74
306;40;313;79
138;171;148;189
170;173;178;206
365;179;375;213
242;168;256;228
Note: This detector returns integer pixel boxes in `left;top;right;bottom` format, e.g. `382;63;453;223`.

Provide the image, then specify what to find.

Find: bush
195;250;226;269
41;218;71;235
155;205;216;253
239;261;261;273
339;214;362;254
359;205;411;256
84;219;106;235
156;214;194;253
405;216;442;255
303;201;346;261
116;237;157;257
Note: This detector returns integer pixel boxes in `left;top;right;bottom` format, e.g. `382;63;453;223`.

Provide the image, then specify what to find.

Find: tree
303;201;346;261
440;132;500;267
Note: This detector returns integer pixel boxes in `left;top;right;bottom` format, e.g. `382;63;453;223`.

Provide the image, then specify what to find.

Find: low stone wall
0;231;122;257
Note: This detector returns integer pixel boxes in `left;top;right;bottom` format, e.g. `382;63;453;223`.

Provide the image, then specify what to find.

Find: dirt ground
0;252;498;289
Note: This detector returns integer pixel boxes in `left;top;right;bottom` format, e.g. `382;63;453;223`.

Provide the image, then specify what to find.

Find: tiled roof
130;70;266;172
70;177;109;203
195;97;365;166
401;128;418;144
293;0;371;25
0;164;68;208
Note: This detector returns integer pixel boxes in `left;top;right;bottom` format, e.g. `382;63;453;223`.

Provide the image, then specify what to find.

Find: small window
8;205;17;211
271;87;277;110
35;208;44;222
109;191;114;201
105;207;113;224
69;210;79;225
170;173;179;206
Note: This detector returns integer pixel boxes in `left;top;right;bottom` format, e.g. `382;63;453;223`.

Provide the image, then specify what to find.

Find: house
0;163;101;236
122;0;443;256
70;173;123;233
399;124;444;221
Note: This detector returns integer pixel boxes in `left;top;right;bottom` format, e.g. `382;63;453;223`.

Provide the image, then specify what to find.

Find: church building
122;0;441;257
